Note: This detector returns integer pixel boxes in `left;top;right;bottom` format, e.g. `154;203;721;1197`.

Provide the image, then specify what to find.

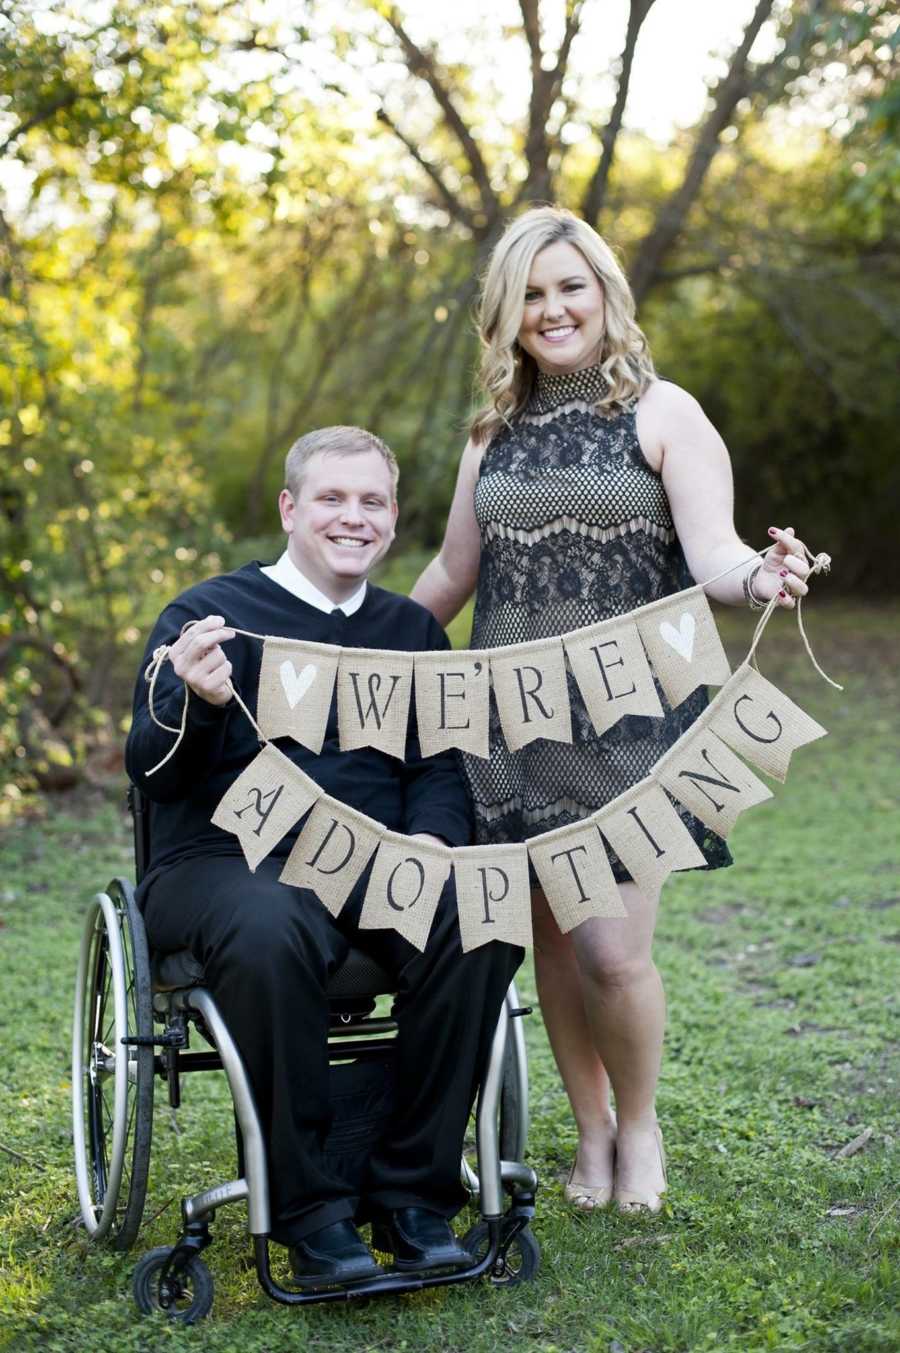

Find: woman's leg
532;888;615;1190
569;879;667;1207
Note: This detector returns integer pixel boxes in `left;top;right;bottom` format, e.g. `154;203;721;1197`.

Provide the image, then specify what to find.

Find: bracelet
742;562;766;611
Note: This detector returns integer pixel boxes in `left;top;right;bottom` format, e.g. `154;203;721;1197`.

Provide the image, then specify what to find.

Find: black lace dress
464;364;732;880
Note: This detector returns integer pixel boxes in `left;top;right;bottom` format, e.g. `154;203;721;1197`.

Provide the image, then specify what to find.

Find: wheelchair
72;787;539;1322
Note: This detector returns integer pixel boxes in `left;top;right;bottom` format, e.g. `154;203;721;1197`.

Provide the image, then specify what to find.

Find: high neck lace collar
530;363;609;415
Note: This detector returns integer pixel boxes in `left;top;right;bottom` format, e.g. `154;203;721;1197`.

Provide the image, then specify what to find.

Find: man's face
278;449;398;602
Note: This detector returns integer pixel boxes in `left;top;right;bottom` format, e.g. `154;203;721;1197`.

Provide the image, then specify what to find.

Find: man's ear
277;488;295;534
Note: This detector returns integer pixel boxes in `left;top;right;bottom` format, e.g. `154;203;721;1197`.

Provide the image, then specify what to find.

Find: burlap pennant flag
337;648;414;759
452;843;532;952
657;726;773;838
564;618;663;734
707;663;827;783
635;591;731;708
359;832;452;952
413;649;491;759
279;796;381;916
211;742;321;871
528;817;626;933
256;638;339;754
490;638;572;752
597;782;706;899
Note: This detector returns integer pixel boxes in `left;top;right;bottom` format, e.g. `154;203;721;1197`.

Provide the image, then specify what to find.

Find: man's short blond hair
284;426;399;500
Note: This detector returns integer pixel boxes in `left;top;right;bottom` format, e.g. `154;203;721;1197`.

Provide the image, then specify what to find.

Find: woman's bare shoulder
637;378;705;422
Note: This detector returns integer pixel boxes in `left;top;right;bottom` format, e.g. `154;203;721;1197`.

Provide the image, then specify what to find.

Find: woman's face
516;240;605;375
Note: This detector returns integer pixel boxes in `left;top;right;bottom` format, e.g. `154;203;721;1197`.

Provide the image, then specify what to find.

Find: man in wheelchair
125;425;522;1287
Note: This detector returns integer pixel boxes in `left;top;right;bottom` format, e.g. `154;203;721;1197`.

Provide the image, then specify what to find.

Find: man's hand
409;832;449;850
170;615;236;706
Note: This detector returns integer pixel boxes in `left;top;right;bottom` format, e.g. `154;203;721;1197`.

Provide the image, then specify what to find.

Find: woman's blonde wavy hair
471;206;655;444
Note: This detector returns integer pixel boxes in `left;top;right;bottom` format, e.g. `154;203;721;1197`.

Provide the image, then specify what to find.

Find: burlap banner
707;662;827;782
635;591;731;708
211;742;322;871
279;796;382;916
336;647;414;759
194;546;837;948
413;649;491;759
564;617;663;735
490;637;572;752
656;726;772;838
452;844;533;952
359;832;453;951
596;782;706;900
528;817;627;933
257;638;339;754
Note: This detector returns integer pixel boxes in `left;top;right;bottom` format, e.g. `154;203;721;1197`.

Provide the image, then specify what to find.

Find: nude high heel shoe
564;1161;615;1211
564;1117;617;1211
614;1124;667;1214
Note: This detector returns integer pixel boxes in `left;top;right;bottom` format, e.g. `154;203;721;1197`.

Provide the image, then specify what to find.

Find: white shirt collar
260;551;367;616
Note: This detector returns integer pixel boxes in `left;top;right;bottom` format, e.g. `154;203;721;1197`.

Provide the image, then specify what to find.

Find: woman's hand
753;527;811;609
170;615;236;705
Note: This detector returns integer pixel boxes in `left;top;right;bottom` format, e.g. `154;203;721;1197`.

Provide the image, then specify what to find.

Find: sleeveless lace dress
464;364;732;881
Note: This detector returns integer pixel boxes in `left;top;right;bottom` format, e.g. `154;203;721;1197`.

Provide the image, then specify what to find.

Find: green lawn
1;601;898;1352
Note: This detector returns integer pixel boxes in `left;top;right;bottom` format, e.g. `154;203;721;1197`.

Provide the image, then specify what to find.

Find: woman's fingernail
768;528;778;537
779;589;786;598
780;569;787;577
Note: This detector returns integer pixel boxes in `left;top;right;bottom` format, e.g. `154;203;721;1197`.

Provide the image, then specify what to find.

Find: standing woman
411;206;811;1212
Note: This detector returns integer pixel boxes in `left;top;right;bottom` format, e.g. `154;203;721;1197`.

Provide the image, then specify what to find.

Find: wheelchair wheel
462;1221;540;1287
72;878;154;1249
499;984;529;1162
133;1246;214;1323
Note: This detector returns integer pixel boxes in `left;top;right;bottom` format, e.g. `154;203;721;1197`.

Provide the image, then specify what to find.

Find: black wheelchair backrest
127;784;151;886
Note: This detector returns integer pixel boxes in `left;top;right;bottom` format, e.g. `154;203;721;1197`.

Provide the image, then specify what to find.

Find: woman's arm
410;436;485;626
635;381;810;608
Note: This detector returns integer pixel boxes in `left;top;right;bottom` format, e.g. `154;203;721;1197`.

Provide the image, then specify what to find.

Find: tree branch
381;5;500;222
629;0;776;304
581;0;657;223
516;0;585;203
376;107;478;232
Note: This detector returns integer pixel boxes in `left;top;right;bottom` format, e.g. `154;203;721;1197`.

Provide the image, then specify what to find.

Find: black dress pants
141;853;522;1245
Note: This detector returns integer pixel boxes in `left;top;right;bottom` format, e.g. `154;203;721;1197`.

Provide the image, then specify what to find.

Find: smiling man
125;426;521;1288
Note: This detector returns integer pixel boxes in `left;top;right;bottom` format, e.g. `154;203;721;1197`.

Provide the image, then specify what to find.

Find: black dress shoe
288;1219;384;1288
371;1207;472;1272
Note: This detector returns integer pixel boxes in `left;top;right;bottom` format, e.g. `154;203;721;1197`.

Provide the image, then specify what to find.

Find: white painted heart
280;660;317;709
659;612;696;663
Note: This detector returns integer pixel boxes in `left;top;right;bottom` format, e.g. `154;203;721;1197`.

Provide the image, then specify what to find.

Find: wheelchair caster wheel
462;1221;540;1287
133;1246;214;1323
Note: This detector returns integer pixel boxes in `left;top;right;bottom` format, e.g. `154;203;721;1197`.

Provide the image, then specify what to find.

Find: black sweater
125;564;473;877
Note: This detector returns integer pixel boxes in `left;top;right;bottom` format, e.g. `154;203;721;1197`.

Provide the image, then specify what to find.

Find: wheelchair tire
462;1221;540;1287
499;985;529;1163
72;879;154;1249
133;1246;214;1323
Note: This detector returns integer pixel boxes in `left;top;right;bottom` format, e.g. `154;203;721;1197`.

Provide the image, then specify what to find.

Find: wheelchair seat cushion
152;949;205;992
149;945;395;999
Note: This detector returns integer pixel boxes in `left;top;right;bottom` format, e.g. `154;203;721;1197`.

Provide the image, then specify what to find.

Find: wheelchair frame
72;788;539;1321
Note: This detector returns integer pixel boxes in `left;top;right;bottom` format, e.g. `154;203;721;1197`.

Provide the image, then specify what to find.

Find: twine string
143;620;267;776
742;548;841;689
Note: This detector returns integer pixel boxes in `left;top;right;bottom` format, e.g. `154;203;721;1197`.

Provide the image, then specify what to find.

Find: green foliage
0;605;898;1350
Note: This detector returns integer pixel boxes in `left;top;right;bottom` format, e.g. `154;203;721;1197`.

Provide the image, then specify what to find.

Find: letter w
348;672;402;730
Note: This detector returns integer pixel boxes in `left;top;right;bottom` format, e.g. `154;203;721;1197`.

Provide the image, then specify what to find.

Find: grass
1;600;898;1352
